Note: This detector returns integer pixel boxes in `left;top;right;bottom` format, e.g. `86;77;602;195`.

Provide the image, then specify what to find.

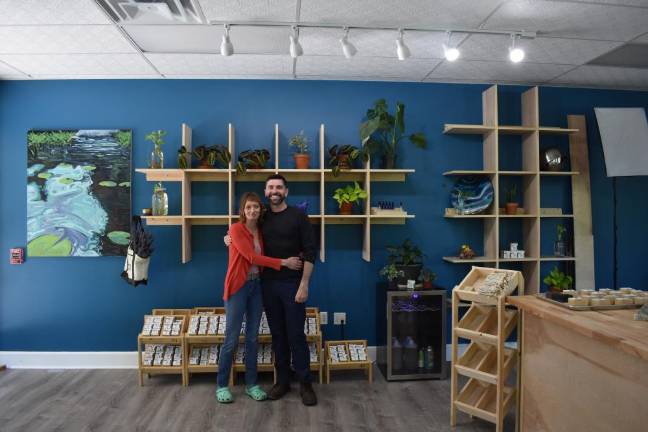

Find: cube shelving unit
137;314;188;386
325;339;372;384
442;85;581;294
136;123;415;263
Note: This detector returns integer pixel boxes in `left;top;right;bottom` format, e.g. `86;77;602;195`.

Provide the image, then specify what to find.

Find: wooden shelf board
498;214;538;218
540;256;576;261
499;257;538;262
539;126;579;134
444;124;496;134
443;256;497;264
499;171;537;175
540;171;580;176
370;169;415;182
142;216;183;226
324;214;366;225
445;214;497;219
443;170;496;176
186;215;230;225
498;125;536;134
540;214;574;218
135;168;184;182
185;169;230;181
370;214;414;225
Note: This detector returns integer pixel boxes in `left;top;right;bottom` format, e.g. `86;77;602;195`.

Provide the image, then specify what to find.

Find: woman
216;192;302;403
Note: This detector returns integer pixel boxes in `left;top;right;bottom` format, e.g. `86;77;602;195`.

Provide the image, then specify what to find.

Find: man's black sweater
261;205;316;281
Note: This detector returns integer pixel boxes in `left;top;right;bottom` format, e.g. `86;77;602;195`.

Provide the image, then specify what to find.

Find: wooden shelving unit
442;85;580;294
138;314;188;386
450;267;524;432
136;123;415;263
325;339;372;384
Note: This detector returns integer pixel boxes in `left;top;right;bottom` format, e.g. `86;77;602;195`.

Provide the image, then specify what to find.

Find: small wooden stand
450;267;524;432
138;314;188;386
325;339;372;384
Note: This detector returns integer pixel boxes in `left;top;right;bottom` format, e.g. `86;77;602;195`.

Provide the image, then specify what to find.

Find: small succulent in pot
328;145;360;176
418;267;437;289
332;181;367;215
289;131;311;169
236;149;271;174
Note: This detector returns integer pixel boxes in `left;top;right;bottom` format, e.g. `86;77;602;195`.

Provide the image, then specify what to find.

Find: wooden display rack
325;339;372;384
184;312;233;386
137;314;188;386
443;85;580;294
136;123;415;263
450;267;524;432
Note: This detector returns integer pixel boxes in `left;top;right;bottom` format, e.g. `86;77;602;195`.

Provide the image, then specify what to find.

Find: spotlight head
289;26;303;58
396;29;410;61
340;28;357;59
220;24;233;56
443;45;460;62
509;34;525;63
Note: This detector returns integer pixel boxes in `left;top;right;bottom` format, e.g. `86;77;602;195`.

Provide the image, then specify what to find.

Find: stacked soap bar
349;344;368;362
234;343;246;364
258;312;270;334
304;317;318;335
187;315;226;335
189;345;220;365
328;344;348;363
308;342;319;363
563;288;648;306
142;316;183;336
258;344;273;364
143;344;182;366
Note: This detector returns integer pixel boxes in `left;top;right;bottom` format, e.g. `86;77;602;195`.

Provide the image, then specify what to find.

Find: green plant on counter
379;263;405;282
289;130;309;154
332;181;367;207
328;145;360;176
543;267;573;291
386;238;424;266
236;149;271;175
359;99;427;168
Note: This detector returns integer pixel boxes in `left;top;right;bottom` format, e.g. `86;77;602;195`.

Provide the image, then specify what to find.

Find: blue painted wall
1;80;647;350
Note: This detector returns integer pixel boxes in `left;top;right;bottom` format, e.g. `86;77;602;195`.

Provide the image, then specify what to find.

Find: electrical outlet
333;312;346;325
320;311;328;325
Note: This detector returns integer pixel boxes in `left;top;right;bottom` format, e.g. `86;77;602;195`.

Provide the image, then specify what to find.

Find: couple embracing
216;174;318;406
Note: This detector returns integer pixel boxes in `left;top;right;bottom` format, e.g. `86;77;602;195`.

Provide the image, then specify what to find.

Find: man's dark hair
265;174;288;187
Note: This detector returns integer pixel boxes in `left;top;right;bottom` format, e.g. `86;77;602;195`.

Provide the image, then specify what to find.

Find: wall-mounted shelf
442;85;580;294
442;256;497;264
136;123;415;263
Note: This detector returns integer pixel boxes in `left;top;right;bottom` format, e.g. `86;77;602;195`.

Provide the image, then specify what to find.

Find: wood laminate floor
0;366;515;432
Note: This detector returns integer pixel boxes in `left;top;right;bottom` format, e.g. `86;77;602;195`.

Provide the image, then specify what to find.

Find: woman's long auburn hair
239;192;265;225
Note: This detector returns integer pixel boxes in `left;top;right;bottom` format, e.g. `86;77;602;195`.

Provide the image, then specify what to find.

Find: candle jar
152;183;168;216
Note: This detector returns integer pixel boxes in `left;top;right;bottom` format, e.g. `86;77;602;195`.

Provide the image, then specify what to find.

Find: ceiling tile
0;0;110;25
296;56;440;80
550;65;648;89
457;34;623;65
126;24;291;54
300;27;467;59
483;0;648;42
198;0;297;22
426;60;573;83
0;60;25;77
299;0;505;28
0;54;157;75
0;25;134;54
145;53;293;75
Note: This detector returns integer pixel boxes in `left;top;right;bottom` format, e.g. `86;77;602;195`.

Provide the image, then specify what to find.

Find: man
226;174;317;406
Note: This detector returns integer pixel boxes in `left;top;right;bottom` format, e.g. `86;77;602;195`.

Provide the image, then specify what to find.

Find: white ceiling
0;0;646;90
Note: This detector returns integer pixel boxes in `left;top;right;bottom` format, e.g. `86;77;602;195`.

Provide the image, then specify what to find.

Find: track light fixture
220;24;233;56
443;31;460;62
509;33;525;63
289;25;303;58
396;29;411;61
340;27;357;59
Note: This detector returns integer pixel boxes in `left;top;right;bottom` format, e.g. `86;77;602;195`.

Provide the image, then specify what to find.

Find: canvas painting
27;129;132;256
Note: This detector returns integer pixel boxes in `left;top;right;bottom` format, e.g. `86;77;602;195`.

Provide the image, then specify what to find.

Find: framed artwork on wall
27;129;132;257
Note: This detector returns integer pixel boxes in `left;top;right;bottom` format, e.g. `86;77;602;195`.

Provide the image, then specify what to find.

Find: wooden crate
325;340;372;384
192;307;225;315
233;342;276;384
138;314;187;386
454;266;524;304
455;378;516;424
152;308;192;318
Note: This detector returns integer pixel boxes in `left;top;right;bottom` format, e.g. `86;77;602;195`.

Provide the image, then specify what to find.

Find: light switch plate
320;311;328;325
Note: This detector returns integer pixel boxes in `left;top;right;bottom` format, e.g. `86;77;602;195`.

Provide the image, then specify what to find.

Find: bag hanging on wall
121;216;154;286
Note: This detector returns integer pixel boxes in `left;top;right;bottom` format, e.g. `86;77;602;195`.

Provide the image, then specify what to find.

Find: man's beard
268;193;285;205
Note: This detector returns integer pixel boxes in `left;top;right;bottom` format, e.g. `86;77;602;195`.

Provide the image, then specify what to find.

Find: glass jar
152;183;168;216
150;146;164;169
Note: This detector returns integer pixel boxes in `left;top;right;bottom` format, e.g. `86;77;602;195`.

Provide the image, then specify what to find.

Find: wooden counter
508;296;648;432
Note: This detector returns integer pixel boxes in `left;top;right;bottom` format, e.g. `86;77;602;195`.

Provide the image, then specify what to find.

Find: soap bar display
142;315;183;336
187;314;226;335
143;344;182;367
308;342;318;363
189;344;221;365
304;317;318;335
539;288;648;311
349;344;368;361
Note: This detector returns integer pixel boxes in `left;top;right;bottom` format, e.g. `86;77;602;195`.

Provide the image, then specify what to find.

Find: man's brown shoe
267;383;290;400
300;382;317;406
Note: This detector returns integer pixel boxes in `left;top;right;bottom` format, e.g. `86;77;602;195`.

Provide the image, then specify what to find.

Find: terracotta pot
339;202;353;215
382;154;396;169
505;202;519;215
423;281;433;290
294;153;310;169
337;154;351;169
198;160;211;169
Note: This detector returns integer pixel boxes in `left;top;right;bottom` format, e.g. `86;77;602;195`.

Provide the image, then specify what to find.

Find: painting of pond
27;129;131;257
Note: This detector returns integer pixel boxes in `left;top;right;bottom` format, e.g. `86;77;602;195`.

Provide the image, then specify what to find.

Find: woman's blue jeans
217;279;263;388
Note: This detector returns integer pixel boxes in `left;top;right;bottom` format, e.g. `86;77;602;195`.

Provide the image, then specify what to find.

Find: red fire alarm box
10;248;24;264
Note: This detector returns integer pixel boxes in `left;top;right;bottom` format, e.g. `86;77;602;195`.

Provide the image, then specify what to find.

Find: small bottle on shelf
418;349;424;368
425;346;434;370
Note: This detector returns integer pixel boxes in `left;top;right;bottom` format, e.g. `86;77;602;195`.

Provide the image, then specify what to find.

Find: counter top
508;295;648;362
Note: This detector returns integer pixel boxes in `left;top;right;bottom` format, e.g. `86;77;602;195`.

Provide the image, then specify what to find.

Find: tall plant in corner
359;99;427;169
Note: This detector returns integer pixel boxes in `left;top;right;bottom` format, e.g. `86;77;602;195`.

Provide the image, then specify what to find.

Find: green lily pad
58;163;73;169
28;234;72;257
99;181;117;187
38;172;52;179
58;177;74;184
83;165;96;171
108;231;130;245
118;182;131;187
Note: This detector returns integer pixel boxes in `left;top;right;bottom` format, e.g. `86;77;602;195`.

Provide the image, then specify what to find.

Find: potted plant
543;267;574;301
146;130;166;169
386;239;425;286
236;149;271;174
328;145;360;176
505;184;519;215
418;267;437;289
360;99;427;169
458;244;476;260
289;131;310;169
177;145;189;169
554;224;567;257
380;263;405;290
332;181;368;215
193;145;231;169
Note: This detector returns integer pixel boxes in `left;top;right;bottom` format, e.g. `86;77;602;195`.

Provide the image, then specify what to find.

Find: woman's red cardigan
223;222;282;300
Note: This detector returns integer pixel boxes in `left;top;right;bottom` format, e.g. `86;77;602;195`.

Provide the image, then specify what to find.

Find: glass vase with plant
289;131;310;169
359;99;427;169
146;130;166;169
328;145;360;176
332;181;367;215
554;224;567;257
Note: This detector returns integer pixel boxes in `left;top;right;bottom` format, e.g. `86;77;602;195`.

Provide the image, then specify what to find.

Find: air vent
587;44;648;69
97;0;204;24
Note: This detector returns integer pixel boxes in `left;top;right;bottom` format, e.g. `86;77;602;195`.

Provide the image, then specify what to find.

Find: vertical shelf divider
319;124;326;262
483;85;499;264
181;124;192;264
228;123;235;226
274;123;280;171
363;155;371;262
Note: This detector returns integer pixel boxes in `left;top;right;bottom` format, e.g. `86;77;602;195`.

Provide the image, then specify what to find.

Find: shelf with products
136;123;415;263
325;340;372;384
138;314;188;386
